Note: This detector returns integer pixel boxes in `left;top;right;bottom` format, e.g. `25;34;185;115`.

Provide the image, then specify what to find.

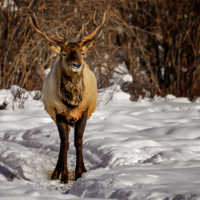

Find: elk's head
30;12;106;76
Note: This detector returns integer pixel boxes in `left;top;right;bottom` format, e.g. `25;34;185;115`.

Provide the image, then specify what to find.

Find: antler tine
56;31;65;40
77;13;93;43
81;12;106;43
93;10;98;27
43;32;59;44
96;29;103;39
79;30;103;48
56;29;69;45
29;13;64;45
81;15;92;37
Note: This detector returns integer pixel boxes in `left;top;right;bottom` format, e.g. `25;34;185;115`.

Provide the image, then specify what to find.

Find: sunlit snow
0;85;200;200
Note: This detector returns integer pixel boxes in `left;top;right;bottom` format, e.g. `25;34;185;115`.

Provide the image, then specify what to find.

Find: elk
30;12;106;183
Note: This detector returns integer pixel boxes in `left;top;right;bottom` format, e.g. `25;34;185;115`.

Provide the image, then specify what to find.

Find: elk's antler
29;13;67;46
79;11;106;45
56;29;68;44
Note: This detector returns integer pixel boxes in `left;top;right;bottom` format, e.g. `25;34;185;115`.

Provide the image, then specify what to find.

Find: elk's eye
62;52;67;56
82;52;85;56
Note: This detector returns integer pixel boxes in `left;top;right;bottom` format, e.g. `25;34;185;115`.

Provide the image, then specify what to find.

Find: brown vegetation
0;0;200;99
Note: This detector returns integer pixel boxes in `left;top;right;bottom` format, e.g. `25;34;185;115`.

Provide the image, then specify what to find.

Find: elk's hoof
60;179;68;184
75;167;87;180
50;176;58;180
75;173;83;181
83;167;87;173
50;172;60;180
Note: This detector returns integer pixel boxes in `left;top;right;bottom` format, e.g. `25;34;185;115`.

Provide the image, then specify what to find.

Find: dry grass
45;170;76;192
46;170;75;182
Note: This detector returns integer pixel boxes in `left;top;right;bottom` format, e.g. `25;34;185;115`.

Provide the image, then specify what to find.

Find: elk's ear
81;40;97;52
49;44;61;54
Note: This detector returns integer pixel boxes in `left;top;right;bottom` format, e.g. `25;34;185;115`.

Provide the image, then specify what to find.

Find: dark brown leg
51;142;63;179
74;110;87;180
51;109;70;183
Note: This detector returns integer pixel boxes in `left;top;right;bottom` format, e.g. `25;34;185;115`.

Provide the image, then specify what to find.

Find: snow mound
0;85;43;110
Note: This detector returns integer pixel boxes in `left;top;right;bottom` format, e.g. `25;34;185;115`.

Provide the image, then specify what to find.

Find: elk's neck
59;72;85;108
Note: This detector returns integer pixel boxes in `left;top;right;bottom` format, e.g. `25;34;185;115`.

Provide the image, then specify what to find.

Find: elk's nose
72;62;82;68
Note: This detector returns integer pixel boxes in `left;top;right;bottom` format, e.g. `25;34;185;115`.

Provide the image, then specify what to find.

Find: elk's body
30;12;105;183
42;58;97;124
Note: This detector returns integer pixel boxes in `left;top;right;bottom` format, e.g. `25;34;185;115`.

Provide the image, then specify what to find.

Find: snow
43;68;51;77
1;85;200;200
111;62;129;84
0;0;17;11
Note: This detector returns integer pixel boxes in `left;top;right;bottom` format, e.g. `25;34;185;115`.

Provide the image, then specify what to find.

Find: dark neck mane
59;72;84;109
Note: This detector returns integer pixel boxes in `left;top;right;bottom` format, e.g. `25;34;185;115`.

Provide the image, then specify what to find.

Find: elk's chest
59;73;85;126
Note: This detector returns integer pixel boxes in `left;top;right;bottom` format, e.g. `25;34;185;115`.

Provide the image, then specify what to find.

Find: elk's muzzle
71;62;82;72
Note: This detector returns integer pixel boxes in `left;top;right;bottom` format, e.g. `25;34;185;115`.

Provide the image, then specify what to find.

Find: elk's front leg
74;110;87;180
51;109;70;183
51;142;63;179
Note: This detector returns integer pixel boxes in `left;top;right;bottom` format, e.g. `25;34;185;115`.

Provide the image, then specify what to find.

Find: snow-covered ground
1;85;200;200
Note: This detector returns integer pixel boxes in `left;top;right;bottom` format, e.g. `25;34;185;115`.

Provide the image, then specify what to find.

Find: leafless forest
0;0;200;100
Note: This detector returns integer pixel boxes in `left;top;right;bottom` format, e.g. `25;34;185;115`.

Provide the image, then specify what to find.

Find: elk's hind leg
74;110;87;180
51;109;70;183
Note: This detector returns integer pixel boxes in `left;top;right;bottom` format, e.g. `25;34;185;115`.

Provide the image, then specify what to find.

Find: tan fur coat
42;61;97;123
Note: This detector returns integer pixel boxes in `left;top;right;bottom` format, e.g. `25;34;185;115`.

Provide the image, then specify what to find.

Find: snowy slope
0;85;200;200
